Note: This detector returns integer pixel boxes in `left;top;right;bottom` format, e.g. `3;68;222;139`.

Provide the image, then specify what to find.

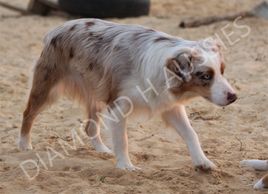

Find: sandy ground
0;0;268;193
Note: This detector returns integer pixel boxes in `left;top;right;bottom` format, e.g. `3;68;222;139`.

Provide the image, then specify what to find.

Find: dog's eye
200;74;212;80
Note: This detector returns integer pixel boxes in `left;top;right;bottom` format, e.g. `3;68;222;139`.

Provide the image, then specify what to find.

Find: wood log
179;11;254;28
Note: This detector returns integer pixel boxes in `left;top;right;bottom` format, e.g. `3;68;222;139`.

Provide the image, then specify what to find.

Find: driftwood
28;0;59;15
179;1;268;28
179;11;253;28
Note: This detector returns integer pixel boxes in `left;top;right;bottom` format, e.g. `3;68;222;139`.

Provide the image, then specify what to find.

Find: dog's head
166;39;237;106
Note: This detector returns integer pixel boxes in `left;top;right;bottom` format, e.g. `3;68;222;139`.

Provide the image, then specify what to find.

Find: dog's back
19;19;237;172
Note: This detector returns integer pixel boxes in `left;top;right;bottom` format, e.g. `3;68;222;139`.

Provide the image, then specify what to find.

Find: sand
0;0;268;193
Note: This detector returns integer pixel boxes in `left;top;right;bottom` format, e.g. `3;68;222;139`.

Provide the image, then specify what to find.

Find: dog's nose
227;92;237;103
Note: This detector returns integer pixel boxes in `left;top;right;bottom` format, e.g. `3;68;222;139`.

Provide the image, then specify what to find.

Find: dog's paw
18;138;33;151
116;162;141;171
91;138;113;154
95;144;113;154
194;158;216;171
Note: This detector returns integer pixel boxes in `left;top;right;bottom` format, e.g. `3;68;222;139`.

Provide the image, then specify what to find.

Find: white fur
241;160;268;171
18;135;32;150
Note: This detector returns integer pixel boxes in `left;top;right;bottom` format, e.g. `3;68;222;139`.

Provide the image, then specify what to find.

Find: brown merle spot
114;45;122;51
50;34;62;48
50;37;57;48
69;24;77;32
43;64;56;81
95;48;100;54
220;62;225;75
132;32;150;41
87;63;94;71
44;71;49;81
154;36;171;42
85;21;95;28
69;47;74;58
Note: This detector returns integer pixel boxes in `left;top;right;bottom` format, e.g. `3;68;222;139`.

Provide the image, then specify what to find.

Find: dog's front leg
162;105;216;171
106;102;140;171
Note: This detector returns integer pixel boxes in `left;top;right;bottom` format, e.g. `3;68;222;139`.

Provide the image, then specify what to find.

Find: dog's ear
166;52;194;82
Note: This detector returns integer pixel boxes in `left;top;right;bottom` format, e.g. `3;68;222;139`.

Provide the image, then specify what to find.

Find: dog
241;160;268;189
19;19;237;171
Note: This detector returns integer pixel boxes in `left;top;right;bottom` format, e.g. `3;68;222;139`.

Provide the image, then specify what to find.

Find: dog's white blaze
200;51;235;106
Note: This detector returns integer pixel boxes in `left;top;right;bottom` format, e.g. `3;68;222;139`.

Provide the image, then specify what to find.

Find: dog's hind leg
19;59;61;150
84;101;112;154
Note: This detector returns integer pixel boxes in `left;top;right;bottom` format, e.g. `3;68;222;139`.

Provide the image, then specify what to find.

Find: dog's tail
240;159;268;171
240;160;268;190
